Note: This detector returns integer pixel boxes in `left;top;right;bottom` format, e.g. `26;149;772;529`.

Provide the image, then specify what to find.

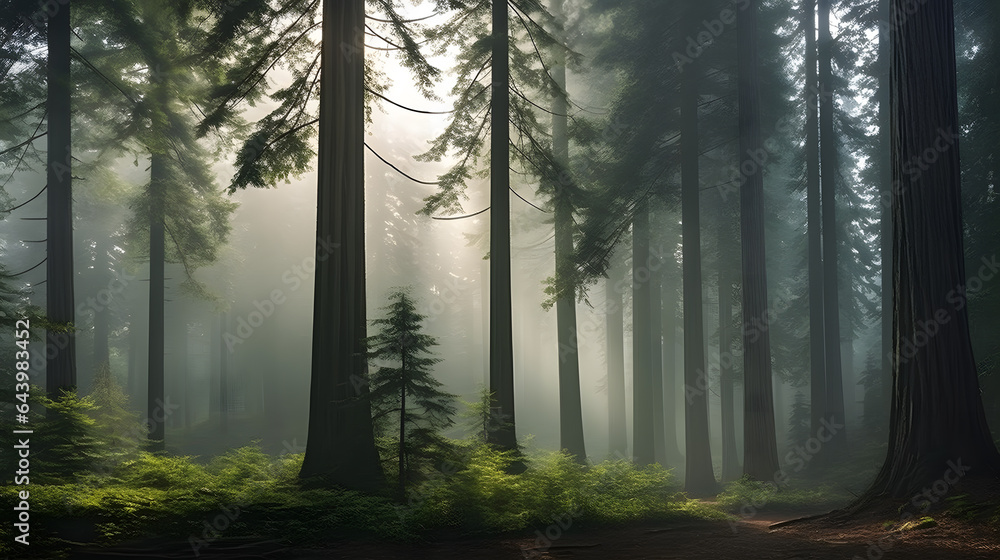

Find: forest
0;0;999;558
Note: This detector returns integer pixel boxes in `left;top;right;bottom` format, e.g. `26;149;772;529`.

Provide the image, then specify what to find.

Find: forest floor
67;506;1000;559
293;511;1000;559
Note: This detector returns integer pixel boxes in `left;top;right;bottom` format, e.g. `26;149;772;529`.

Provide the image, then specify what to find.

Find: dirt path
68;511;1000;559
286;512;999;559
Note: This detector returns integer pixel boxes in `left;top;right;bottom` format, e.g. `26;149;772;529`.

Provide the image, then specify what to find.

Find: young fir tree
367;288;457;501
88;361;144;460
197;0;453;491
34;389;103;483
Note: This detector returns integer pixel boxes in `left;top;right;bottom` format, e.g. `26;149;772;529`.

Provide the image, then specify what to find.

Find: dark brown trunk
147;151;166;450
551;0;585;461
632;204;654;465
661;254;683;465
650;244;666;465
802;0;827;454
606;260;628;458
487;0;518;453
220;310;229;434
93;244;111;373
737;0;780;481
857;0;1000;503
680;48;716;496
719;204;741;482
877;0;893;422
818;0;848;459
45;0;76;396
299;0;384;490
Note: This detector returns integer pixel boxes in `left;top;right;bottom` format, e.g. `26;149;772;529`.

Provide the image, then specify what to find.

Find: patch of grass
716;475;850;514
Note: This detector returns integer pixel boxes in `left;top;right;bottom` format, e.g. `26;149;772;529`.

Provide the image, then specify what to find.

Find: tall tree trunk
45;0;76;396
606;259;628;458
93;244;111;374
147;152;166;450
650;245;666;465
487;0;518;453
632;203;654;465
737;0;780;481
877;0;893;426
209;312;220;419
680;47;716;496
719;205;741;482
818;0;848;459
179;314;190;430
551;0;585;461
299;0;384;490
803;0;827;456
127;309;140;402
661;254;683;465
857;0;1000;503
220;310;229;434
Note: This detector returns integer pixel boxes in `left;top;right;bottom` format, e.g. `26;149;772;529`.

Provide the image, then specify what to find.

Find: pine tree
35;389;103;483
367;288;457;500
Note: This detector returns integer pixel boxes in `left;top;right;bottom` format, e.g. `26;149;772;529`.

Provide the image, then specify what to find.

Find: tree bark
803;0;827;455
606;259;628;459
632;203;654;465
737;0;780;481
220;310;229;434
818;0;848;459
487;0;518;453
299;0;384;490
147;151;166;450
551;0;585;461
650;245;666;465
93;243;111;374
661;254;683;465
877;0;893;426
45;0;77;396
680;46;716;496
857;0;1000;502
719;204;741;482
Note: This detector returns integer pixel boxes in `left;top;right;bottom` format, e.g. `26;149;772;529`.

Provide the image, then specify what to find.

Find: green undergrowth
715;474;852;514
0;442;725;558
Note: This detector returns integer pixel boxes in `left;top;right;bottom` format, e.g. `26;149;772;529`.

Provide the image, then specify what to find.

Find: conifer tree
367;288;457;500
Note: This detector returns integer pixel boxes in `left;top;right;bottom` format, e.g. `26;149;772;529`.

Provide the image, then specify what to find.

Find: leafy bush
407;442;723;533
